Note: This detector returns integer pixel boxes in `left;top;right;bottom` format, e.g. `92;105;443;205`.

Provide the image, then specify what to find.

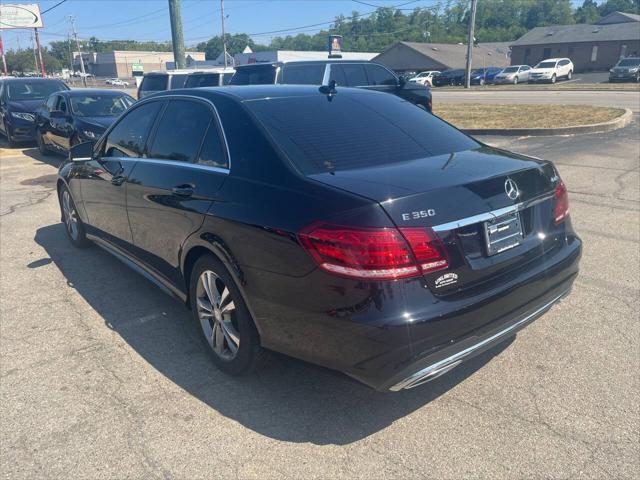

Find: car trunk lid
309;147;562;294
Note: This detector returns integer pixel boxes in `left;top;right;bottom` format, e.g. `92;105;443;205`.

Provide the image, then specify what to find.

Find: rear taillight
298;223;448;280
553;180;570;224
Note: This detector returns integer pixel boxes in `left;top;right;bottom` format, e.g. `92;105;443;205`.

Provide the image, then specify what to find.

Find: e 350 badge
435;272;458;288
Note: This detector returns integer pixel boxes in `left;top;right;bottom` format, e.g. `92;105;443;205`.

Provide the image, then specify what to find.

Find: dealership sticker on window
435;272;458;288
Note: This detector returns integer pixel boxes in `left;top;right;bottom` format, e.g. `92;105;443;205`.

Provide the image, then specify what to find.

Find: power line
42;0;68;15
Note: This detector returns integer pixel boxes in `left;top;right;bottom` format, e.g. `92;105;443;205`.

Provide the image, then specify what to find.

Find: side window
45;95;58;112
147;99;212;163
364;64;397;86
280;64;326;85
170;74;188;89
198;118;228;169
340;64;368;86
328;64;348;86
104;101;162;158
222;73;233;85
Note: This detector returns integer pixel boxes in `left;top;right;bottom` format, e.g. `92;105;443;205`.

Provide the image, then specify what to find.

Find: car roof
1;77;65;83
150;84;383;102
539;58;568;62
188;68;235;75
235;59;380;69
145;69;204;76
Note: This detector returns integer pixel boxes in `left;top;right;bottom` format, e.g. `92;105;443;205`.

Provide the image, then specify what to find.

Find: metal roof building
372;42;511;74
510;11;640;71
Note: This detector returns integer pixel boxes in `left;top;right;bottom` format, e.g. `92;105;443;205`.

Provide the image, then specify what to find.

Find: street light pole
220;0;228;68
464;0;478;89
34;28;46;77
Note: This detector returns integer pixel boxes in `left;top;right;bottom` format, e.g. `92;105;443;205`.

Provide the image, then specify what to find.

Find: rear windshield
185;74;220;88
502;67;519;73
618;58;640;67
230;65;277;85
247;92;479;174
536;61;557;69
7;80;67;100
140;75;167;91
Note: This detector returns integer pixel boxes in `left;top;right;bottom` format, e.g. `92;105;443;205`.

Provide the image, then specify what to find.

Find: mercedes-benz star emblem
504;178;520;200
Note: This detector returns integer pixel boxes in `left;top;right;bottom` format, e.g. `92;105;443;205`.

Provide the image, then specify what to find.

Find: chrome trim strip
389;289;569;391
87;156;230;175
431;193;554;232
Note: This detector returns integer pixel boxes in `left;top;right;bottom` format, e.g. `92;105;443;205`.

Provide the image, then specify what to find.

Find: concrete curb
461;108;633;136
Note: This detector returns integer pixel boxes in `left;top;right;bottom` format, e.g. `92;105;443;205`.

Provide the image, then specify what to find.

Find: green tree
575;0;601;23
196;34;266;60
599;0;640;16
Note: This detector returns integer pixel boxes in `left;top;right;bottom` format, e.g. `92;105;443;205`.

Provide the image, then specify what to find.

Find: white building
233;50;379;66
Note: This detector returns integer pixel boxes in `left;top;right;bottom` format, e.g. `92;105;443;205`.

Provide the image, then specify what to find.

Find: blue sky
2;0;585;50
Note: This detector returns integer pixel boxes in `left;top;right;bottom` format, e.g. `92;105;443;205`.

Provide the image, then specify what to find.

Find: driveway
1;118;638;478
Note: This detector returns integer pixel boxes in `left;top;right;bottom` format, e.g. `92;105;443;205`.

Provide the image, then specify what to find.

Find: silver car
493;65;531;85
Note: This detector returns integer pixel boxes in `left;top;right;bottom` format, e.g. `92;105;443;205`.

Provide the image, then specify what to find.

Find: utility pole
464;0;478;89
0;32;7;75
69;16;87;86
34;29;46;77
32;31;39;73
168;0;186;69
220;0;228;68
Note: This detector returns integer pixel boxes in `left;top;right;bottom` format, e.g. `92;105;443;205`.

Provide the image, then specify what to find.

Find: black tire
36;129;52;156
567;70;573;80
59;185;90;248
189;254;268;376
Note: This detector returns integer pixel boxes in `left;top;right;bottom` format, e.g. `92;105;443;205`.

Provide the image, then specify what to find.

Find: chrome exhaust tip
390;360;462;391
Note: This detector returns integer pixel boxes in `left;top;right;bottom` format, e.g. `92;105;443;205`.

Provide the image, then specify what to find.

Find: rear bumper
249;230;581;390
386;283;572;391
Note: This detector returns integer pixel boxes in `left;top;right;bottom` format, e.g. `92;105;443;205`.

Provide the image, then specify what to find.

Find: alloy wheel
196;270;240;360
62;190;79;240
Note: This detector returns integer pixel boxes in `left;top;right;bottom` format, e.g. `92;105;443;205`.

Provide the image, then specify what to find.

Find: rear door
126;97;228;286
80;99;163;250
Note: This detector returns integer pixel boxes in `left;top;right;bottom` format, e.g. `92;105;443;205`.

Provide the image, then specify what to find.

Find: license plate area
483;212;523;256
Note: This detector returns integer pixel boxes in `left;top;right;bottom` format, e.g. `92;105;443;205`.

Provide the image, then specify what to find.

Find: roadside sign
132;63;144;72
0;4;44;30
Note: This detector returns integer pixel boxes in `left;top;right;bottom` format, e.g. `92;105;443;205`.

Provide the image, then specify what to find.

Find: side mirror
69;141;95;162
50;110;67;119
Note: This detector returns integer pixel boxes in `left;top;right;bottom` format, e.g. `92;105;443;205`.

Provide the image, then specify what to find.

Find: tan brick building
510;11;640;72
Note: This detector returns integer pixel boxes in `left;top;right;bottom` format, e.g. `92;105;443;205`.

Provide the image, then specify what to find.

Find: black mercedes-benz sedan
57;85;581;391
35;89;135;155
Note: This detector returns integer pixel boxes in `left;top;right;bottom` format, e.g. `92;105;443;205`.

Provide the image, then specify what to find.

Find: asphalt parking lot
1;91;638;479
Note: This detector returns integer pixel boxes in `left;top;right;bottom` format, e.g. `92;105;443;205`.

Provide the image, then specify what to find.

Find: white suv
528;58;574;84
409;71;440;87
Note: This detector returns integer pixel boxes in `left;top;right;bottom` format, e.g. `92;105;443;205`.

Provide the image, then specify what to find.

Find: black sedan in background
35;89;134;155
57;86;581;391
0;77;69;146
431;69;465;87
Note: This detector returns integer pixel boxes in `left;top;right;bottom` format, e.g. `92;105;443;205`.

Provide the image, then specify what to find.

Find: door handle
172;184;194;197
111;175;126;186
